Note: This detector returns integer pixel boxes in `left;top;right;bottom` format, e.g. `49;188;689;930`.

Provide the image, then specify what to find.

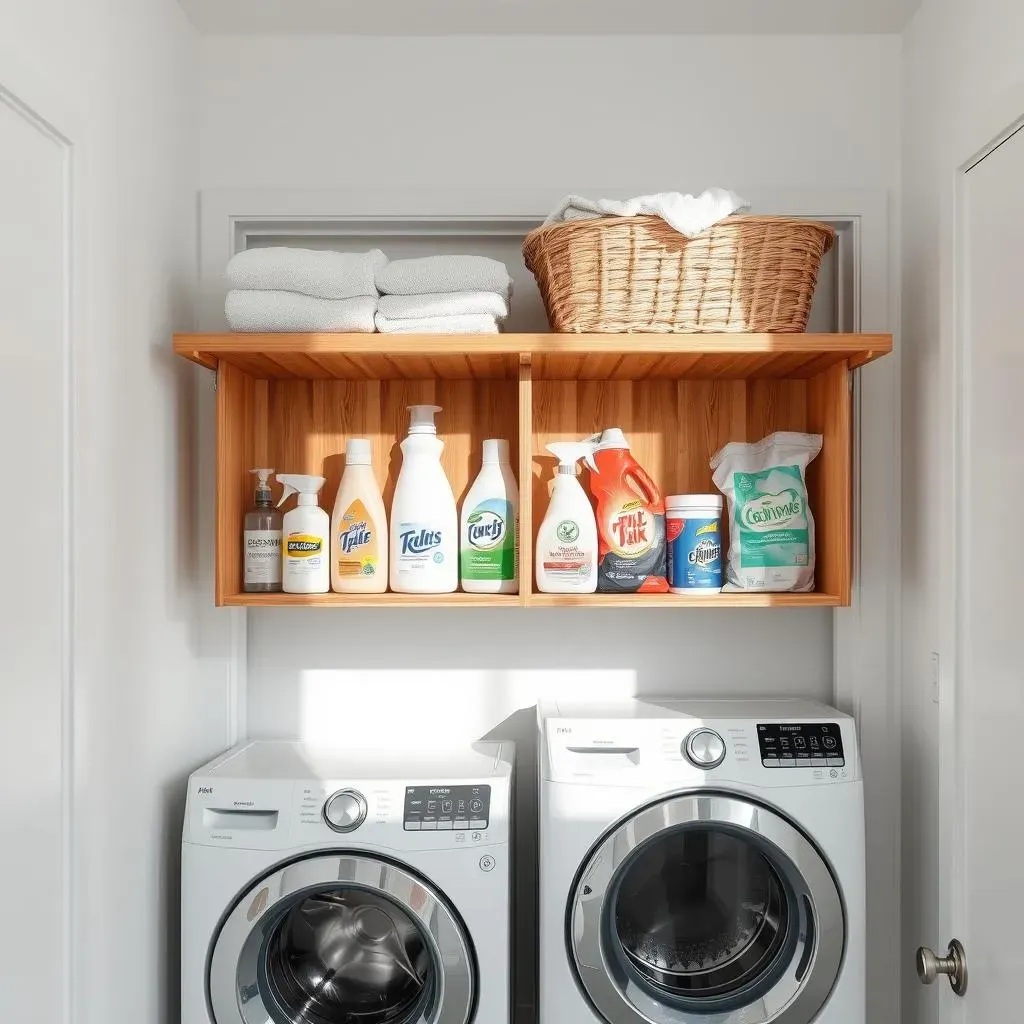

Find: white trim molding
0;60;76;1024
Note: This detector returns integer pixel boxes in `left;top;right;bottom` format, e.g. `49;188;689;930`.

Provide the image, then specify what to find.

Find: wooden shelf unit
174;332;892;608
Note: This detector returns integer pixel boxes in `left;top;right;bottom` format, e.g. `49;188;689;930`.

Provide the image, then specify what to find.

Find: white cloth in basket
545;188;750;238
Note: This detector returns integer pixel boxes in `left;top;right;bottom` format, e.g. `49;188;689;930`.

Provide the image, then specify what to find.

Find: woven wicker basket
523;215;836;333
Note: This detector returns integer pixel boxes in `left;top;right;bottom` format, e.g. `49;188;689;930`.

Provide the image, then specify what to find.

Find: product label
732;467;809;567
396;522;446;575
335;499;380;579
597;502;667;593
284;532;326;578
541;519;593;582
606;501;655;557
461;498;516;581
667;516;723;590
244;530;281;585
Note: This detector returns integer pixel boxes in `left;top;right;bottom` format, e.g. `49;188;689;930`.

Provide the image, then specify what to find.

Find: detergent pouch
710;431;822;592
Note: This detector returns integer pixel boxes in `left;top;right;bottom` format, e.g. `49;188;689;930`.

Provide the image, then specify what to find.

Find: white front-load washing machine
539;699;865;1024
182;740;512;1024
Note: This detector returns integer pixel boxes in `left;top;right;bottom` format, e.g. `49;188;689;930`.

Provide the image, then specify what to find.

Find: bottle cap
482;439;509;464
408;405;442;435
346;438;372;465
593;427;630;450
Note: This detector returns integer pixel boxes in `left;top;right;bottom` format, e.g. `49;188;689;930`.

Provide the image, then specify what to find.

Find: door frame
0;30;77;1024
941;85;1024;1024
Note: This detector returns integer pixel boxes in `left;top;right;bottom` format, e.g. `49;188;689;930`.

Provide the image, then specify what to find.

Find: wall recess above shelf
174;331;892;608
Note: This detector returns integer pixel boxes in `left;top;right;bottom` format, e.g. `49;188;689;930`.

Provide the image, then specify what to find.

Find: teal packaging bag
710;432;822;593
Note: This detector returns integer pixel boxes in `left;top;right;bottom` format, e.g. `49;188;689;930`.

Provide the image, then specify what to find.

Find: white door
919;124;1024;1020
0;88;70;1019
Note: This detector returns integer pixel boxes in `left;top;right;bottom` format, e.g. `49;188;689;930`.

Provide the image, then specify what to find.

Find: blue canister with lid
666;494;724;594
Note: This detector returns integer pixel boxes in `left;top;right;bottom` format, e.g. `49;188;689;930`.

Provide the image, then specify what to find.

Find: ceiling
180;0;922;35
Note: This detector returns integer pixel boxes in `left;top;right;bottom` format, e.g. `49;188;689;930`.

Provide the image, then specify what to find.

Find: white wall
199;33;900;744
1;3;232;1024
901;2;1024;1022
200;34;899;193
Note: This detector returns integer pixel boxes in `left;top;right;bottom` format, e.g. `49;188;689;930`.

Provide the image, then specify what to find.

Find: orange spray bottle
587;429;669;594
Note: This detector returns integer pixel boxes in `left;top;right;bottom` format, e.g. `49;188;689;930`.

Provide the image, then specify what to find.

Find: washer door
569;795;844;1024
209;854;475;1024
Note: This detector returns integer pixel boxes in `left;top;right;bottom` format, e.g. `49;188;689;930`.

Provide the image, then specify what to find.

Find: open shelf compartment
175;332;891;608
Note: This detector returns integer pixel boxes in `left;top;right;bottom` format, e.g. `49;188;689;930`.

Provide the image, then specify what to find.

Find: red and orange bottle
586;429;669;594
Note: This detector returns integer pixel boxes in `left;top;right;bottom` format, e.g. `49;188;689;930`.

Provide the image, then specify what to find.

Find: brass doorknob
916;939;968;996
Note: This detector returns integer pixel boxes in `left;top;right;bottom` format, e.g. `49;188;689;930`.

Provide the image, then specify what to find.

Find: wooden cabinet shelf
174;332;892;609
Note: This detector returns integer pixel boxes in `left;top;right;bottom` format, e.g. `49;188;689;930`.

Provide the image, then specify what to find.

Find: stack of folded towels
375;255;512;334
224;247;388;332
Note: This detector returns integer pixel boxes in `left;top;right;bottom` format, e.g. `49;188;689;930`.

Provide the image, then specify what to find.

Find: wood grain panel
216;362;255;605
676;381;747;494
175;332;893;381
518;361;533;598
807;362;852;604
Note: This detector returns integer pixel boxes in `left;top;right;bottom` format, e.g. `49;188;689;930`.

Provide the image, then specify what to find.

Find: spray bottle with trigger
535;440;599;594
277;473;330;594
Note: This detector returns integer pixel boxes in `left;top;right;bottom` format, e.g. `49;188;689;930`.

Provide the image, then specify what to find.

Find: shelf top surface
174;332;893;381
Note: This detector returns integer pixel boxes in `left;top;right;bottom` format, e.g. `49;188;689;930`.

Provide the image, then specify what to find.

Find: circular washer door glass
611;827;794;1007
261;886;432;1024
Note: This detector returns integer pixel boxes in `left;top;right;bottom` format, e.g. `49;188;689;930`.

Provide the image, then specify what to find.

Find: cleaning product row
533;427;822;595
242;406;519;596
224;247;512;334
535;429;669;595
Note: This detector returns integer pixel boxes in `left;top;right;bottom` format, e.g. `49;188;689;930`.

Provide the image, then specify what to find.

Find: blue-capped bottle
389;405;458;594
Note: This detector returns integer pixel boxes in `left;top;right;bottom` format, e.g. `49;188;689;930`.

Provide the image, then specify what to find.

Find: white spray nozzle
276;473;326;507
407;404;442;435
546;441;598;473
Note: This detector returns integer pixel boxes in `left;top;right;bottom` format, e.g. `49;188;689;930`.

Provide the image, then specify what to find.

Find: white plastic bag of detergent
710;431;822;592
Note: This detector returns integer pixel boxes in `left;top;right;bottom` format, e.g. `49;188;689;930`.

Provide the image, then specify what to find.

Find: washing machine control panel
757;722;845;767
403;785;490;831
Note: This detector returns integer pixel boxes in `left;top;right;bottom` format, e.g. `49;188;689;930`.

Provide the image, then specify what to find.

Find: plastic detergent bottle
331;438;388;594
243;468;282;593
277;474;330;594
460;439;519;595
587;428;669;594
536;441;599;594
390;405;458;594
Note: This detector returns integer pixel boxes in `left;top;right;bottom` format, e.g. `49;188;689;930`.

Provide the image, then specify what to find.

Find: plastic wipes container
666;495;724;595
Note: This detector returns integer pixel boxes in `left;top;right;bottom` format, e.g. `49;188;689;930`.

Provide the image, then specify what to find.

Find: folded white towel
374;312;499;334
376;255;511;298
377;290;509;321
545;188;751;239
226;291;377;333
227;247;387;300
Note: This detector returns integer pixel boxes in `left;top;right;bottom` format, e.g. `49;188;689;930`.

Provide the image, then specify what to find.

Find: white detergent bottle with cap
461;438;519;595
331;439;388;594
536;441;599;594
390;405;458;594
277;473;330;594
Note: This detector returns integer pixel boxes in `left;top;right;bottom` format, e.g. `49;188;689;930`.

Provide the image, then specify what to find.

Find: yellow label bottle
331;439;388;593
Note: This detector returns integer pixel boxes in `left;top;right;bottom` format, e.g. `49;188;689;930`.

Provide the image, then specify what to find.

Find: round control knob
323;789;367;833
683;729;726;769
